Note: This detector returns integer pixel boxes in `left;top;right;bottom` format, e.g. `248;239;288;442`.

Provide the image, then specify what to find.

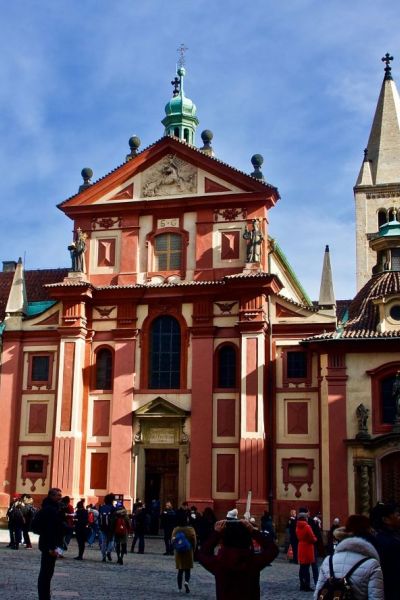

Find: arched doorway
380;451;400;504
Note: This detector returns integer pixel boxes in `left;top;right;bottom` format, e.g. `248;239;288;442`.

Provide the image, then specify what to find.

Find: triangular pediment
58;136;278;212
275;302;303;318
134;396;190;418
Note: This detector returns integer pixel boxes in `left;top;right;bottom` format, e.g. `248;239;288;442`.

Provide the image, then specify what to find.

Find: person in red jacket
296;510;317;592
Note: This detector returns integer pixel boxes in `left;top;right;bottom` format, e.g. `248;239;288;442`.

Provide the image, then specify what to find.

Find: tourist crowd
4;492;400;600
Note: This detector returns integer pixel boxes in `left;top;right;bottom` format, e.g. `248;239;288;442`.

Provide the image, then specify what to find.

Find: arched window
378;209;388;229
149;316;181;389
217;344;237;388
95;348;113;390
174;127;180;137
154;233;182;271
184;128;189;143
381;375;397;424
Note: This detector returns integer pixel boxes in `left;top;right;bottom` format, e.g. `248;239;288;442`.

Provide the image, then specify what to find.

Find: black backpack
317;555;370;600
30;509;44;535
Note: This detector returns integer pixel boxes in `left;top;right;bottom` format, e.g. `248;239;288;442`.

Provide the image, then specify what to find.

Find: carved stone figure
356;403;369;431
68;228;87;272
141;154;197;197
243;219;264;262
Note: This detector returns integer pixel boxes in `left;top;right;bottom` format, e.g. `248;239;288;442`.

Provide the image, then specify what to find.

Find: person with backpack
21;494;35;548
110;501;130;564
86;503;99;546
314;514;383;600
171;509;197;593
98;493;116;562
371;502;400;600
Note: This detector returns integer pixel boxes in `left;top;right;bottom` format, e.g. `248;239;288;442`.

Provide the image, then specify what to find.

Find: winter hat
299;507;309;514
226;508;238;520
297;512;309;520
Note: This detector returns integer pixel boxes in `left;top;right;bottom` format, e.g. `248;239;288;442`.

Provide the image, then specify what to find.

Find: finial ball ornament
129;136;141;150
177;66;186;77
201;130;213;143
81;167;93;180
251;154;264;168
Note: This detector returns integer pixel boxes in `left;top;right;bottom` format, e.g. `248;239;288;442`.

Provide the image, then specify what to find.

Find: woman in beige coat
172;510;197;593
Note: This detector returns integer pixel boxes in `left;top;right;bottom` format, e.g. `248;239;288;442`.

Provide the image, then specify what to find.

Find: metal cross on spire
177;43;188;68
382;52;394;81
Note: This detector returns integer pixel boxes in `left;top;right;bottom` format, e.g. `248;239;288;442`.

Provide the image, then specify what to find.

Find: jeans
99;531;114;557
38;551;57;600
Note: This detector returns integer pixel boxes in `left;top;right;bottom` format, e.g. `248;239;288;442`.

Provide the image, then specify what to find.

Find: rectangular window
155;233;182;271
90;453;108;489
287;351;308;379
32;356;50;381
28;353;53;389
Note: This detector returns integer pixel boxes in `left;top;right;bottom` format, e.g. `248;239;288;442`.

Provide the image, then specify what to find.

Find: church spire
355;53;400;186
5;257;27;318
161;45;199;145
318;245;336;309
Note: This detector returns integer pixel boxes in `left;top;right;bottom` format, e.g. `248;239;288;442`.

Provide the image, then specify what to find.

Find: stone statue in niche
141;154;197;197
68;228;87;272
356;403;371;439
243;219;264;262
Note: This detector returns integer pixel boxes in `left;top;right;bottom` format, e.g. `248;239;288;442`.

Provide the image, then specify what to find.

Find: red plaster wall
239;437;266;502
0;337;23;501
108;336;135;498
246;338;258;432
327;355;349;521
92;400;110;436
217;398;236;437
90;453;108;489
97;238;116;267
189;334;214;506
61;342;75;431
28;403;48;434
51;436;75;494
221;231;240;260
216;453;236;492
287;401;308;435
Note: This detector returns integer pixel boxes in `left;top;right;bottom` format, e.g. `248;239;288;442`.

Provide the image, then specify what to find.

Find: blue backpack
173;530;191;553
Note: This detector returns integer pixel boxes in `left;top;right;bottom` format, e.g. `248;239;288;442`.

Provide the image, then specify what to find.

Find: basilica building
0;56;399;531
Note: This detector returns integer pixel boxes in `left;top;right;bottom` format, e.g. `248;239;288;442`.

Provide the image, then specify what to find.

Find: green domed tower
162;65;199;145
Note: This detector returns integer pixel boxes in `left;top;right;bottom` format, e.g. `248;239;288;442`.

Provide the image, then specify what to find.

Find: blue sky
0;1;399;300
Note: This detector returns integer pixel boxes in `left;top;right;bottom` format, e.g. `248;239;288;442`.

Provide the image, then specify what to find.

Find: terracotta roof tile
0;268;69;322
305;272;400;341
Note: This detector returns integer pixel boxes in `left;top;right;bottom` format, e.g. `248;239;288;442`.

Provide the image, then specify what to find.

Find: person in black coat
371;502;400;600
38;488;64;600
74;500;89;560
161;501;177;555
131;501;147;553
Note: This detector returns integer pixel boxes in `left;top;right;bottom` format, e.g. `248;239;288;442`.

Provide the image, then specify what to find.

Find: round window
389;305;400;321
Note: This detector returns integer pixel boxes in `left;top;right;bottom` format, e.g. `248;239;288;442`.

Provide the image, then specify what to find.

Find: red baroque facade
0;135;336;525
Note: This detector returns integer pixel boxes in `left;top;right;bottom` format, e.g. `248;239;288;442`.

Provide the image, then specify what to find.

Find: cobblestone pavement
0;529;307;599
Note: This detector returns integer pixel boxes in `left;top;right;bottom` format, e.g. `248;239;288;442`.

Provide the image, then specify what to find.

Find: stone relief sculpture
141;154;197;197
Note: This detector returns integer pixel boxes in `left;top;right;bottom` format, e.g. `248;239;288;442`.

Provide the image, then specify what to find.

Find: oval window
389;305;400;321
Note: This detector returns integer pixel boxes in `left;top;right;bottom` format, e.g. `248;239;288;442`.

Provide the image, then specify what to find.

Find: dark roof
306;271;400;341
0;268;69;321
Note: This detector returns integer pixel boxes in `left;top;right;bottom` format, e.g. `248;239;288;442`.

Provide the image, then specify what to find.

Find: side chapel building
0;57;399;530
